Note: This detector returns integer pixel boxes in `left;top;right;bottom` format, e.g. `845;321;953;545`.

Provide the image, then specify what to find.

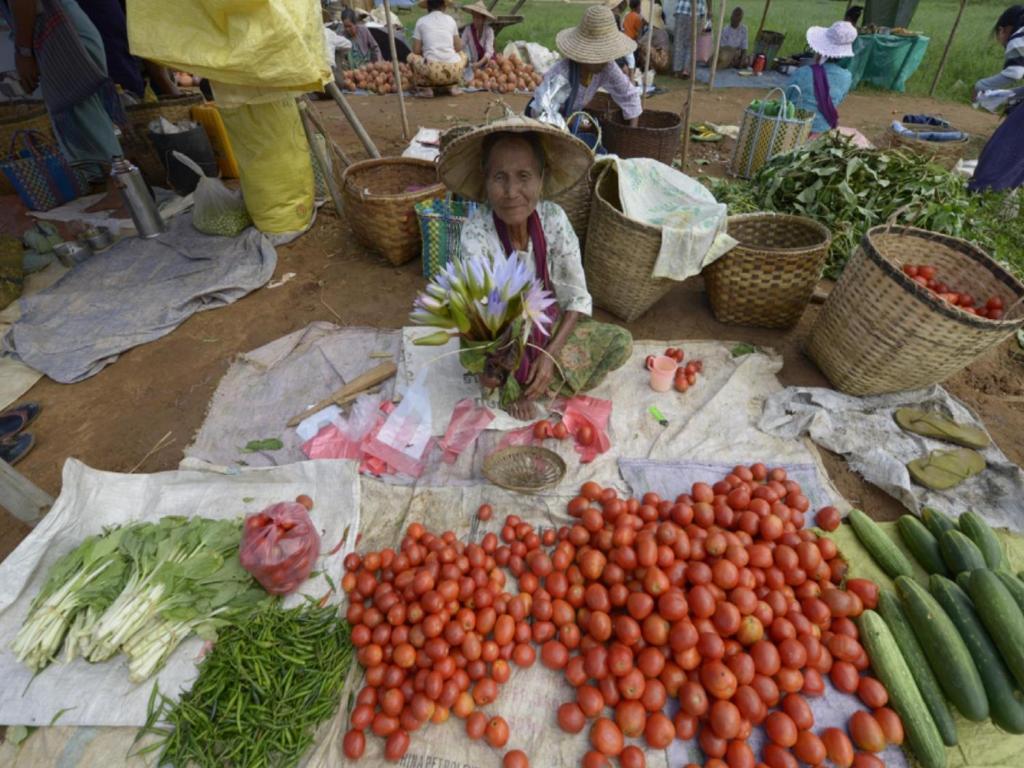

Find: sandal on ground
0;432;35;466
894;407;990;450
0;402;40;441
907;447;986;491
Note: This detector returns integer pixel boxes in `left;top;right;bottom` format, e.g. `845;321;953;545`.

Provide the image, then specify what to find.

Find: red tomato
553;422;569;440
503;751;530;768
874;706;904;745
577;425;595;446
620;745;646;768
822;727;855;768
384;730;410;761
857;676;888;709
815;506;841;531
849;711;886;753
342;729;365;759
590;718;624;756
764;711;798;747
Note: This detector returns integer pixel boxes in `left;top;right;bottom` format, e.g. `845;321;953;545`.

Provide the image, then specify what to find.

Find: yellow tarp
126;0;330;93
827;521;1024;768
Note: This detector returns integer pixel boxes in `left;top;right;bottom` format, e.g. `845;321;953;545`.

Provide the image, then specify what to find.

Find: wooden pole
707;0;728;90
301;95;352;168
756;0;771;37
325;82;381;158
298;101;345;217
680;9;700;168
930;0;967;97
641;13;654;107
382;0;411;140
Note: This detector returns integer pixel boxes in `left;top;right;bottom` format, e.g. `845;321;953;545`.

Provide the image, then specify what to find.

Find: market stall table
840;33;930;92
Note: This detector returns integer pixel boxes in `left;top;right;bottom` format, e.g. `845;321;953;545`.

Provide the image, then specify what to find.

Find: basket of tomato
806;225;1024;395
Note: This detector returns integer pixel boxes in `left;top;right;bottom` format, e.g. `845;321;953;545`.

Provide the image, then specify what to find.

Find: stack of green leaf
12;516;270;683
710;134;1024;280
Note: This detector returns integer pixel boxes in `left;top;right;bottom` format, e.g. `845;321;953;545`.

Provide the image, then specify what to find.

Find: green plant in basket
410;250;556;405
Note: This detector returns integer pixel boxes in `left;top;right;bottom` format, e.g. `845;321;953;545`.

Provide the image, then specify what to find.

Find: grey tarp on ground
758;385;1024;532
2;217;276;383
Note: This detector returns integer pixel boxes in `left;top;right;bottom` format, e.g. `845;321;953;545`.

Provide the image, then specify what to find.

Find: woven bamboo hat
556;6;637;65
462;1;496;20
418;0;453;8
438;114;593;202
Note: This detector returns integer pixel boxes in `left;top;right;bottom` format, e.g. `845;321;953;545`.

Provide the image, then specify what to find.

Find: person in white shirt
408;0;467;96
716;7;750;68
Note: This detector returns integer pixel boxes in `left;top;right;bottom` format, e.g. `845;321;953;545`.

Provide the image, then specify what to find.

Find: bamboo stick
680;9;701;168
930;0;967;97
382;0;411;140
325;82;381;159
707;0;728;90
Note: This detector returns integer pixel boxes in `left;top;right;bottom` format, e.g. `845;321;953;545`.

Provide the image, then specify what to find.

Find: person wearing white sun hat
784;21;857;134
528;5;642;139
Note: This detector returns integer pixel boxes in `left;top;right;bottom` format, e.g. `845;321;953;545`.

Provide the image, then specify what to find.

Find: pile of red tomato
901;263;1005;319
341;465;902;767
532;418;595;448
645;348;704;393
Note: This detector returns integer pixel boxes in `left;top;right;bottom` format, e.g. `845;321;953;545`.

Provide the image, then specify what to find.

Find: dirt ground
0;82;1018;562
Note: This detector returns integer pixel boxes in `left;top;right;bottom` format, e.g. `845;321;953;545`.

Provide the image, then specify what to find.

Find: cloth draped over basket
593;157;736;281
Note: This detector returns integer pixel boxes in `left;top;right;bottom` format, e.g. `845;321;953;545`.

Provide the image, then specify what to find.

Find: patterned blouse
459;201;593;316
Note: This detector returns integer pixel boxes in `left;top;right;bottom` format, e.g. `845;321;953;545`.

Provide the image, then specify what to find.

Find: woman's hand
16;52;39;93
523;354;555;400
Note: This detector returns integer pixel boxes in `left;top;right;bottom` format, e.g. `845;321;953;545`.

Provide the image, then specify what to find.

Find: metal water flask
111;156;166;238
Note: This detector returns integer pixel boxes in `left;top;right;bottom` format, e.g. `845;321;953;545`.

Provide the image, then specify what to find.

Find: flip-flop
0;432;34;466
894;407;990;450
907;447;986;491
0;402;41;441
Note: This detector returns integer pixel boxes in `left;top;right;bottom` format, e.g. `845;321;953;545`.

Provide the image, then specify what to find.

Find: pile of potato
340;61;413;94
468;53;542;93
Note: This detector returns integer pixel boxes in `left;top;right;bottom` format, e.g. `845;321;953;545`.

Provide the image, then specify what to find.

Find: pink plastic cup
647;355;677;392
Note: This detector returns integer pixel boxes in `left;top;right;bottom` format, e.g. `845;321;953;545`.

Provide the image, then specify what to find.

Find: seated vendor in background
973;5;1024;99
528;6;642;141
341;9;383;69
438;116;633;420
785;21;857;135
717;7;750;69
408;0;467;97
461;1;496;69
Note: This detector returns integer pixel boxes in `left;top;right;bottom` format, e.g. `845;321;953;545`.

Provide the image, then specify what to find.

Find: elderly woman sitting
439;116;633;420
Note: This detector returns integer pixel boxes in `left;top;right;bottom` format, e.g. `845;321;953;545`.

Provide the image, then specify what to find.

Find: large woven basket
122;94;204;185
342;157;444;266
806;225;1024;395
888;129;969;171
584;164;673;322
0;102;55;195
549;161;599;248
704;213;831;328
602;109;681;166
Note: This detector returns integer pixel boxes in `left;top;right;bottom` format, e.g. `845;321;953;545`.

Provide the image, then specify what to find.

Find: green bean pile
140;604;353;768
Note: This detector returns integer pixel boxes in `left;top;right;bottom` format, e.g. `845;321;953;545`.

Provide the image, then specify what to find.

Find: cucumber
849;509;914;579
966;569;1024;690
897;516;948;575
939;530;987;575
929;574;1024;734
922;506;957;539
876;589;958;746
995;570;1024;616
957;511;1005;569
896;575;989;722
859;610;948;768
955;572;971;590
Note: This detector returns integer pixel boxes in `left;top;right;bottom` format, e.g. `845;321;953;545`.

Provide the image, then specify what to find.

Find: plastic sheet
438;399;494;464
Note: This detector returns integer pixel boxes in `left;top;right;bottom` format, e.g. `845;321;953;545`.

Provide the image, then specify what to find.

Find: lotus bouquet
411;251;557;398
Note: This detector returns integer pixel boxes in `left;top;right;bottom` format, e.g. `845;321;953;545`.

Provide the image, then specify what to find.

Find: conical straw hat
556;6;637;65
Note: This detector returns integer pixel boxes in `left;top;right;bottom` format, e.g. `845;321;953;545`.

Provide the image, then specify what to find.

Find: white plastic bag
172;150;252;237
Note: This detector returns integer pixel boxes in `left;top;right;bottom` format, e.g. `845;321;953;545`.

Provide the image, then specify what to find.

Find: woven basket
549;162;597;247
602;109;681;166
122;94;204;185
342;157;445;266
806;225;1024;396
730;88;812;179
482;446;566;493
584;164;673;322
704;213;831;328
888;129;968;171
0;102;55;195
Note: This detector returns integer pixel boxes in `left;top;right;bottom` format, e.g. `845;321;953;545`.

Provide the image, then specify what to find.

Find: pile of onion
468;53;542;93
341;61;413;94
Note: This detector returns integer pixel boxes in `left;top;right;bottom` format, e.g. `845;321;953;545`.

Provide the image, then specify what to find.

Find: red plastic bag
239;501;320;595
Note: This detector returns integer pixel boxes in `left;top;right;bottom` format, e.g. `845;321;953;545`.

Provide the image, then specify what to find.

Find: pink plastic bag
562;395;612;464
362;376;434;477
239;501;320;595
439;399;494;463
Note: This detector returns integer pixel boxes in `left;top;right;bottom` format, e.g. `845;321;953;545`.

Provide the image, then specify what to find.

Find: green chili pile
710;133;1024;280
139;604;353;768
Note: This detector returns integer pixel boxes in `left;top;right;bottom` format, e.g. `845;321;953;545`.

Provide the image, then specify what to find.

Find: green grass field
406;0;1011;103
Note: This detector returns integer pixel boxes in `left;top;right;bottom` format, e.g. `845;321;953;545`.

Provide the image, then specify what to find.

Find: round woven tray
806;225;1024;396
704;213;831;328
482;446;566;493
888;129;968;171
583;164;673;322
602;109;681;166
342;157;445;266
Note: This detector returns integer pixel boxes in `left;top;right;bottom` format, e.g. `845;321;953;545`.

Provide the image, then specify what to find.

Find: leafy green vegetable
242;438;283;453
138;605;353;768
709;134;1024;280
730;343;757;357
